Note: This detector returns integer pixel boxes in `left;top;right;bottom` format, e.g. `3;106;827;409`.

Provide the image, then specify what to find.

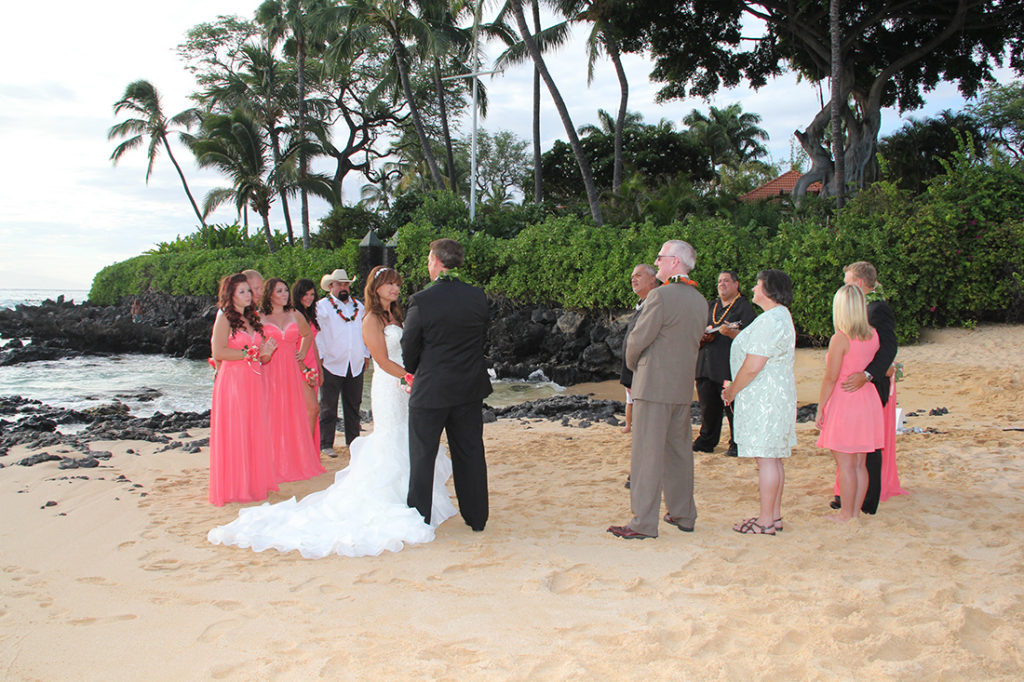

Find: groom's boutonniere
433;269;463;284
400;372;415;393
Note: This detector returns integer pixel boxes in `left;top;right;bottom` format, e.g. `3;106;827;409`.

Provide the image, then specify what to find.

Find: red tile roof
740;170;822;202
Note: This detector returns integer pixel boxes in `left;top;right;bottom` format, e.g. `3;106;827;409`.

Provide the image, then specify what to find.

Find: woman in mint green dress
721;270;797;535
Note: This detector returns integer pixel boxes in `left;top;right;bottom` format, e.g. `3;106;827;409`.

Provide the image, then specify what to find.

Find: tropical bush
91;157;1024;343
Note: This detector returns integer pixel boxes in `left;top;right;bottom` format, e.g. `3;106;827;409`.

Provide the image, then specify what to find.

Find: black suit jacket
402;279;492;409
866;299;898;406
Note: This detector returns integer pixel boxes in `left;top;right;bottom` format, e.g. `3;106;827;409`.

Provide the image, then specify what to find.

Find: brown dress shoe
607;525;655;540
662;514;694;532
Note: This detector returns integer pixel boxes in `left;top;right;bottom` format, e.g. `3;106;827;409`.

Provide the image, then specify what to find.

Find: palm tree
505;0;603;224
194;41;300;244
108;80;206;228
188;110;337;253
684;104;770;174
495;0;573;204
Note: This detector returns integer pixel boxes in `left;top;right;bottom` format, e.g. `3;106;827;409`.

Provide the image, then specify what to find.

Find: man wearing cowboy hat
315;268;370;453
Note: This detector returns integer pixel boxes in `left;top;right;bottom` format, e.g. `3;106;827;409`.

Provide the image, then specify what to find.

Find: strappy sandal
733;518;776;535
774;518;783;532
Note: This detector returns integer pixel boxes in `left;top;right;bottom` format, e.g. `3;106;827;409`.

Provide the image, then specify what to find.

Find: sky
0;1;1011;292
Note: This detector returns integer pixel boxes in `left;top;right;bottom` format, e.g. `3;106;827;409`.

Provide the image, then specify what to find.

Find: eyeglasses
654;253;676;261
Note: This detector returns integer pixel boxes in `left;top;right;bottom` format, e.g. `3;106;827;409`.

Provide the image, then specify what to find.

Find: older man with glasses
608;240;707;540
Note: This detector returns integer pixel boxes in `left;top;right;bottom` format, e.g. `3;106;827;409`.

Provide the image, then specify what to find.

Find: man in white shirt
315;269;370;453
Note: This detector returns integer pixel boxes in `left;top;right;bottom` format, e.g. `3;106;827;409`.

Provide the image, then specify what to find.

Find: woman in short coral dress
208;273;278;506
259;278;325;483
292;278;322;445
816;284;885;523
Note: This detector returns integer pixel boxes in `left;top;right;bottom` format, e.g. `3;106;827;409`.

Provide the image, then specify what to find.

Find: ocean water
0;288;90;310
0;290;562;417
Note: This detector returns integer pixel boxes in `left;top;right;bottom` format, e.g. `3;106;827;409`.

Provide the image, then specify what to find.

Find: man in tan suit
608;240;707;539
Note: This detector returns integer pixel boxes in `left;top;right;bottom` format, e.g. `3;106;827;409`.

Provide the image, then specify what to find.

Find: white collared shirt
315;295;369;376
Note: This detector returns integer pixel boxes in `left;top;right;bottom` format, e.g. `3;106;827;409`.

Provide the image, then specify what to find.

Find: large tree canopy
608;0;1024;197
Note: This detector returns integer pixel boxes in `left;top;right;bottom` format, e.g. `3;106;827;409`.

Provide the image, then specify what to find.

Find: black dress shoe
692;442;715;453
624;475;631;489
725;444;738;457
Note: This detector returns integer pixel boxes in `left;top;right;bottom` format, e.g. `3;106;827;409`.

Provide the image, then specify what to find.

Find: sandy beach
2;324;1023;680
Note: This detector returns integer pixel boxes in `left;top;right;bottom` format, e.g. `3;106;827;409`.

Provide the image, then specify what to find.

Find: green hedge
90;153;1024;343
89;242;359;305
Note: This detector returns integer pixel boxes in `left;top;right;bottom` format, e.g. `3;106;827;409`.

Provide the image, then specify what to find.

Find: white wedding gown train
208;325;457;558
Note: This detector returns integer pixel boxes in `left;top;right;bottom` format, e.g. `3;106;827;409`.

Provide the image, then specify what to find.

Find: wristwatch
863;370;873;382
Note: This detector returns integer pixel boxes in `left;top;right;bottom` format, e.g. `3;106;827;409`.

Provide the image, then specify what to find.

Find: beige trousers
629;399;697;536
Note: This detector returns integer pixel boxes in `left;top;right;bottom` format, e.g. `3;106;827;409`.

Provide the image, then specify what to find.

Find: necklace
434;269;463;284
329;295;359;322
711;296;738;325
665;274;698;287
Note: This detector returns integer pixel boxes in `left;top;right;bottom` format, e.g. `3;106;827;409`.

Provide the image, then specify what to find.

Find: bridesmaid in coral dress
815;285;885;523
209;273;279;506
259;278;325;483
292;278;323;447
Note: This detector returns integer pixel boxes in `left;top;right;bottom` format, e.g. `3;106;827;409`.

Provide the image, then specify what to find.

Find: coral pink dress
816;330;885;454
303;326;321;449
209;329;278;506
263;321;325;483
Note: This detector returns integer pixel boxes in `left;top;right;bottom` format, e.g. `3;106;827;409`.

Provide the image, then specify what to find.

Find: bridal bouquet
302;366;319;386
242;344;262;373
400;373;414;393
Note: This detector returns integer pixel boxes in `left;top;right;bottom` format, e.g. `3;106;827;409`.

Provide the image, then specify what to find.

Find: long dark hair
291;278;319;330
218;273;263;335
259;277;292;315
364;266;404;324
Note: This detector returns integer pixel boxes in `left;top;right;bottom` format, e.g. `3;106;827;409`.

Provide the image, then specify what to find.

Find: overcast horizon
0;1;1010;291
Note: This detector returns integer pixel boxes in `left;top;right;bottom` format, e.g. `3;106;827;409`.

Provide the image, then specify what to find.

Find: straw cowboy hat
320;268;355;290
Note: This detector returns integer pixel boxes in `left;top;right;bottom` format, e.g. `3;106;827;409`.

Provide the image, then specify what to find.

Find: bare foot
621;425;631;434
828;513;855;524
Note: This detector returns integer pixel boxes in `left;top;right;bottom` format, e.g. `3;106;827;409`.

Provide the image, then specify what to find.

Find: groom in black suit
403;238;493;532
834;260;898;514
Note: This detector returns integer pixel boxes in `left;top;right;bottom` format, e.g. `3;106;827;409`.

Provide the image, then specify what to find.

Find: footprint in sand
198;618;241;643
141;558;183;572
76;576;115;586
69;614;138;626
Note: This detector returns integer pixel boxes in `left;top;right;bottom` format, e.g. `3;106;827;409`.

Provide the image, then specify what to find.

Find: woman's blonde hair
832;284;872;340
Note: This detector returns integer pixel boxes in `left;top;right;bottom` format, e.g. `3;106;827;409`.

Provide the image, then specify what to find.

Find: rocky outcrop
0;294;218;364
1;293;635;383
487;298;632;384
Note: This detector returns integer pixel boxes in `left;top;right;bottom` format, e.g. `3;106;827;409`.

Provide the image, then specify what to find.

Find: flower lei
665;274;698;287
242;344;262;373
865;288;885;303
329;295;359;322
711;296;738;325
434;269;463;284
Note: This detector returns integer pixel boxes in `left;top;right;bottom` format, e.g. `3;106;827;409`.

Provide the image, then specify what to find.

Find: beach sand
2;324;1023;679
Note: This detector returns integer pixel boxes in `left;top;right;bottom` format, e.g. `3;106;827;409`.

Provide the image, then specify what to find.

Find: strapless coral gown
263;321;325;483
816;330;885;453
209;329;278;506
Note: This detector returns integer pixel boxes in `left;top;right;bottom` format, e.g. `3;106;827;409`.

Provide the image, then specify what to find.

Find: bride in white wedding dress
208;267;457;558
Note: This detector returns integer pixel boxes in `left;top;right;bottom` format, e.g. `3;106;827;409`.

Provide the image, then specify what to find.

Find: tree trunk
161;135;207;229
269;128;295;245
608;39;628;194
297;34;311;249
531;0;542;204
830;0;845;209
260;207;277;253
512;3;603;225
433;57;457;191
392;29;446;190
793;105;834;202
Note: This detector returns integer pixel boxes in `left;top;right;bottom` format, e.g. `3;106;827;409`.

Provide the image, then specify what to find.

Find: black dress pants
319;366;364;448
693;377;735;450
408;401;487;530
